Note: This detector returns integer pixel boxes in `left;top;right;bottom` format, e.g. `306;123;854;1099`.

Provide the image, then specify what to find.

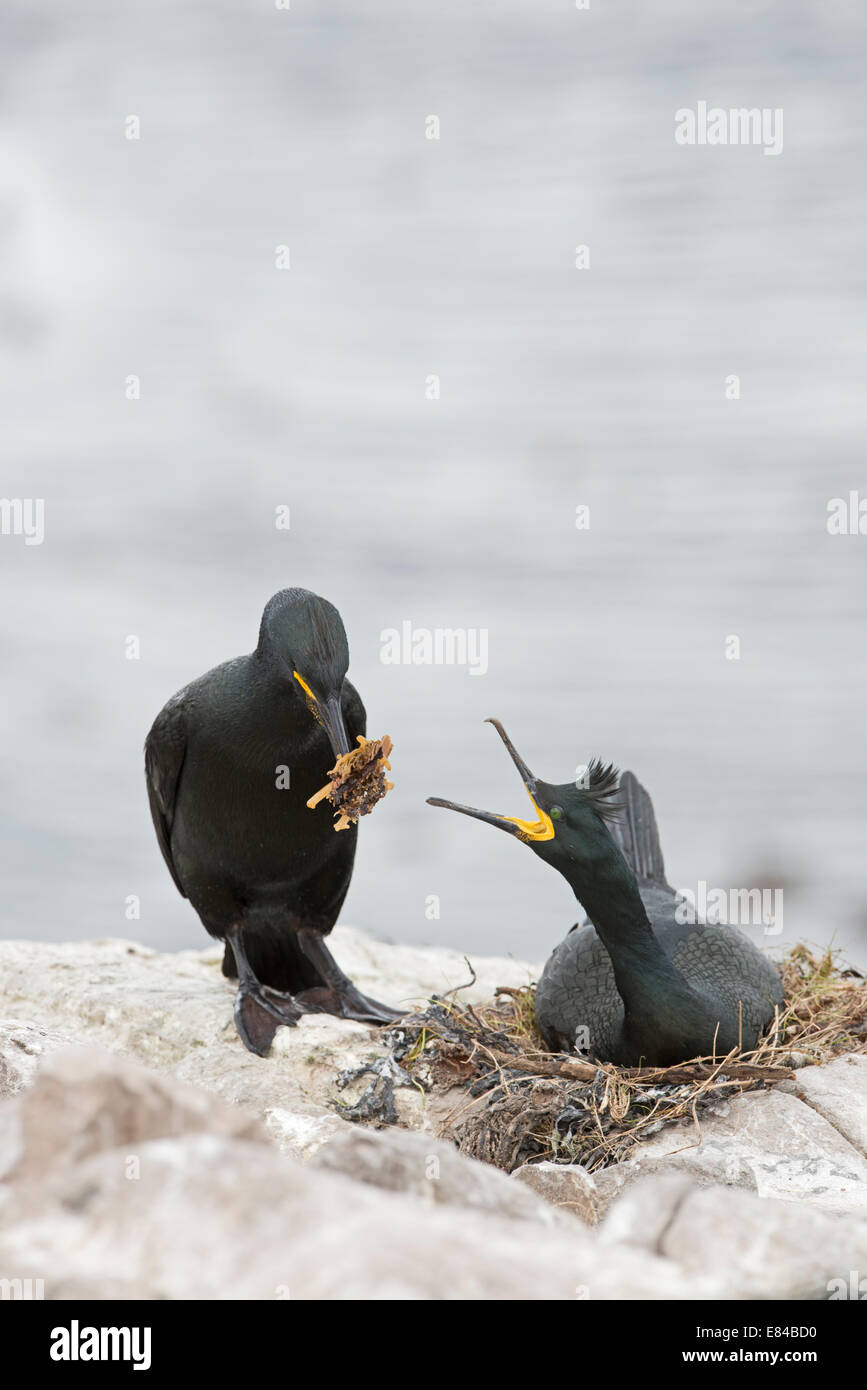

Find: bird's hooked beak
427;718;555;842
294;672;352;758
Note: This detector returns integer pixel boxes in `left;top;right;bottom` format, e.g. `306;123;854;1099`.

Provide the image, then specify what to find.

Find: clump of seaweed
381;945;867;1175
307;735;393;831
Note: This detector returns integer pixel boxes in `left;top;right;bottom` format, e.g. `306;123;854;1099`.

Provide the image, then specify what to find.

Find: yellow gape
293;671;316;701
501;789;555;842
293;670;325;730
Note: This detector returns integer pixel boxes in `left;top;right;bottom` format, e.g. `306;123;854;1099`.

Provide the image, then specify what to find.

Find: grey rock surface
315;1124;577;1229
511;1160;600;1226
0;1020;80;1099
593;1087;867;1218
0;1051;713;1301
1;932;865;1300
0;931;537;1157
778;1052;867;1158
601;1173;867;1300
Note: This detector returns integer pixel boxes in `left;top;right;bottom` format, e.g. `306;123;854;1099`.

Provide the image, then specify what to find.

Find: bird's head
258;588;352;757
427;719;621;876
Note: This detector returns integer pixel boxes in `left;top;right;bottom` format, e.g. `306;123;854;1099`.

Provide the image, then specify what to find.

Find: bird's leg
294;927;406;1024
225;922;305;1056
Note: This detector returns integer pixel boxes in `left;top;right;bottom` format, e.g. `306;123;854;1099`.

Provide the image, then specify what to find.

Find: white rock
511;1161;600;1226
2;931;866;1299
595;1088;867;1217
600;1173;696;1249
315;1125;577;1229
0;1132;720;1301
0;931;541;1158
0;1020;80;1098
601;1173;867;1300
778;1053;867;1158
6;1044;265;1179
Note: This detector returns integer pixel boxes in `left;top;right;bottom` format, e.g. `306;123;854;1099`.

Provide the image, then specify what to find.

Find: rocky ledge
0;930;865;1300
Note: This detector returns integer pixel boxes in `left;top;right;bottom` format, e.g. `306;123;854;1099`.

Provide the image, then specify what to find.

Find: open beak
427;718;555;842
295;673;352;759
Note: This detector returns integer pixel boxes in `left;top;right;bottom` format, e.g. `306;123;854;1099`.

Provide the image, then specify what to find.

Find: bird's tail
608;770;671;888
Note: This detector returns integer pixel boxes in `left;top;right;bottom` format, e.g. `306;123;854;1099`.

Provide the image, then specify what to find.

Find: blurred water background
1;1;865;971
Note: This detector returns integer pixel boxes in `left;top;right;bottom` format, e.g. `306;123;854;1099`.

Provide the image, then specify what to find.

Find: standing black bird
428;719;783;1067
145;587;403;1056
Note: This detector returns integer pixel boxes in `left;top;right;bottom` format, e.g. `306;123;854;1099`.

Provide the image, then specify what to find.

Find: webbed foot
295;983;405;1024
234;982;304;1057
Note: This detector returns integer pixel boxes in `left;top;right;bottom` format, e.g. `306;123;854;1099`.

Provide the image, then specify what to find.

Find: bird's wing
144;693;189;897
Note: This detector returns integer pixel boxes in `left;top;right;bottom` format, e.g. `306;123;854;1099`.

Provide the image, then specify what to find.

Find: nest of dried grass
385;944;867;1175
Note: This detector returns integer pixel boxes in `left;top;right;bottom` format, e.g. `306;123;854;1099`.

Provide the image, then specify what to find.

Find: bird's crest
582;759;622;823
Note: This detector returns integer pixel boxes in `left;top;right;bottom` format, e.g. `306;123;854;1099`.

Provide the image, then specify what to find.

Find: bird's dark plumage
534;771;784;1061
145;588;402;1055
428;722;784;1067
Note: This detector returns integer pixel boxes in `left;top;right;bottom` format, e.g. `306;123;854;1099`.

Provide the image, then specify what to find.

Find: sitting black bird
145;587;403;1056
428;719;783;1066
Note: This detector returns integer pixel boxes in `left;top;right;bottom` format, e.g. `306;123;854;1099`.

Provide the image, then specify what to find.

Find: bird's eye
550;806;563;821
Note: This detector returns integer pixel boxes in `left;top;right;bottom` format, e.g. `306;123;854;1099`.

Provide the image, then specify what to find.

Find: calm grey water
2;1;865;972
